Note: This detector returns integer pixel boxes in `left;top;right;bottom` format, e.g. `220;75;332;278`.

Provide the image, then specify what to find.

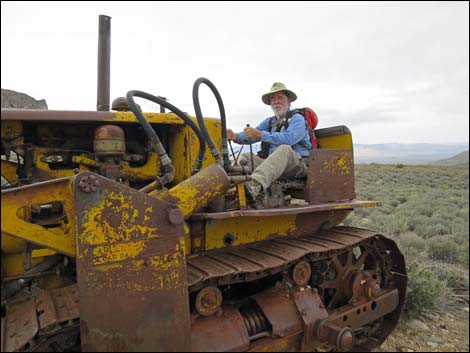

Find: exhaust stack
97;15;111;111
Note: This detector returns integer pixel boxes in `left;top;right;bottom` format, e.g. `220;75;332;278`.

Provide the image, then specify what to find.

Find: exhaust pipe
97;15;111;111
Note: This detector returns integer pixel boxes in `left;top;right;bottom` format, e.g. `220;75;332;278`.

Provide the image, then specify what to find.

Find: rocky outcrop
1;89;48;109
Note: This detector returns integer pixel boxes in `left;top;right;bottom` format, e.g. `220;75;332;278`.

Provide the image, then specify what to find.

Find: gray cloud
1;2;468;144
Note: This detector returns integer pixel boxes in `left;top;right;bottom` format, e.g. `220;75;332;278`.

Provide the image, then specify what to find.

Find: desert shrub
395;163;405;169
397;196;408;204
460;249;469;265
390;200;399;207
397;232;426;253
415;222;451;238
404;215;429;233
404;253;452;319
353;163;468;266
427;235;460;263
431;266;469;292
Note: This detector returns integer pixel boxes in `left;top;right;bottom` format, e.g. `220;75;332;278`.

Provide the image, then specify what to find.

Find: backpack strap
284;109;311;152
257;116;276;158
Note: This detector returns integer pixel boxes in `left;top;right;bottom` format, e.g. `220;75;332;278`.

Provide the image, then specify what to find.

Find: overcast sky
2;1;469;144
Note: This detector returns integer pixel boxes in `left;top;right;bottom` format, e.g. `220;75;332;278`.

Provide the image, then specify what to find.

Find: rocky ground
375;299;469;352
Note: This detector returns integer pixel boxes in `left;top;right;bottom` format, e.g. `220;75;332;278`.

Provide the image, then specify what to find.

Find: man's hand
243;127;262;139
227;129;237;141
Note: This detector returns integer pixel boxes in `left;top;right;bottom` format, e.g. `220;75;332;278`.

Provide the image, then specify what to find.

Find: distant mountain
353;143;469;165
432;150;469;165
231;142;469;165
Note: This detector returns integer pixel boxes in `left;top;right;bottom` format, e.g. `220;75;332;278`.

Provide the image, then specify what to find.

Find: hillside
347;164;469;352
1;88;48;109
433;150;469;165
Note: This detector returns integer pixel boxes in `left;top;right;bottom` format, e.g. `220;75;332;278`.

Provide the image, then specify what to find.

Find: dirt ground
375;300;469;352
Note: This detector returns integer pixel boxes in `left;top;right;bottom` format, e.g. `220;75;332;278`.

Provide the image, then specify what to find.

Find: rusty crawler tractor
1;16;406;353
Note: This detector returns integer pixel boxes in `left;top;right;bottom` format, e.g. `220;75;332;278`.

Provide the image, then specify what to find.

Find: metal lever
246;124;255;172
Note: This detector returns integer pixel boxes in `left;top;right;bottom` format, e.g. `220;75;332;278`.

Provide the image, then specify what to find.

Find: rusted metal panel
250;241;306;262
248;332;301;352
317;289;400;350
74;172;190;352
292;288;329;351
190;200;380;220
1;300;38;352
252;289;302;337
0;109;187;124
206;252;262;273
186;227;383;292
201;209;352;253
35;284;80;335
306;149;355;203
230;247;286;270
187;256;237;279
1;109;115;121
191;306;250;352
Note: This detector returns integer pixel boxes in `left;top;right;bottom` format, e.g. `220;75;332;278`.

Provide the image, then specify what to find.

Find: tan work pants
238;145;307;190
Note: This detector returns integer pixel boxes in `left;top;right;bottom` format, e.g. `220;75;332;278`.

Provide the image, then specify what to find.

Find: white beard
272;105;289;120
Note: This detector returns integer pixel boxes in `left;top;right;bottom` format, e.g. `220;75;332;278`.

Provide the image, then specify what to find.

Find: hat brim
262;89;297;105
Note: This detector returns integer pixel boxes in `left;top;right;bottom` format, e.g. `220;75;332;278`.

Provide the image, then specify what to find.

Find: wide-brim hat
262;82;297;105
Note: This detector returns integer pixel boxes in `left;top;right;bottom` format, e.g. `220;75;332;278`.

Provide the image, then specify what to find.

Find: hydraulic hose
126;90;206;177
192;78;231;171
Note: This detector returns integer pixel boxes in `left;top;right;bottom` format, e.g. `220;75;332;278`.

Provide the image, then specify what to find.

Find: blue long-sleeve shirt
235;112;312;157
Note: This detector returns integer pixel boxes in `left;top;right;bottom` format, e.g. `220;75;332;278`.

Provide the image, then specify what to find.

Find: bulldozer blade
73;172;190;352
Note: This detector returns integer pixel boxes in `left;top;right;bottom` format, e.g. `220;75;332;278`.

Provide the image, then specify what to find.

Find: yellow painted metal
183;223;191;255
79;191;162;248
121;152;160;181
23;114;221;184
1;120;23;140
237;183;247;209
34;148;80;178
321;150;353;175
75;182;188;292
35;151;160;182
1;233;25;254
318;133;353;149
1;177;76;256
199;118;223;167
152;164;230;218
32;248;56;258
112;112;186;124
2;253;27;277
71;155;98;168
1;160;18;184
204;215;298;251
1;253;49;277
169;117;223;183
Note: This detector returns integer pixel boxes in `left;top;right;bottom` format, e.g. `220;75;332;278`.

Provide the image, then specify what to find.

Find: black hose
192;78;231;170
126;90;206;176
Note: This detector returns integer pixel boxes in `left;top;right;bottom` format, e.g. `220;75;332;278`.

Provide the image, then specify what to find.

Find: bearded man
227;82;312;201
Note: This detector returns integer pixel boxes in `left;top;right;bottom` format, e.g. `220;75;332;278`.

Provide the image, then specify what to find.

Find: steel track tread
187;226;380;291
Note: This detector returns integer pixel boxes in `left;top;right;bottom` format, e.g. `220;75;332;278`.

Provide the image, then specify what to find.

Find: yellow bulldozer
1;15;406;352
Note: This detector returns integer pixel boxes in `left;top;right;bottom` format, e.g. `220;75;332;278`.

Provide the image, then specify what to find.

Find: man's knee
271;144;295;157
276;145;292;153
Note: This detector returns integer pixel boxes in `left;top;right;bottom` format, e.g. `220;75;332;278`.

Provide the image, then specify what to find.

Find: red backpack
288;107;319;149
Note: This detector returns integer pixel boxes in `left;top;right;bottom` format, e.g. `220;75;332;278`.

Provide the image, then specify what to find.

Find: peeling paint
81;191;160;247
92;241;147;265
